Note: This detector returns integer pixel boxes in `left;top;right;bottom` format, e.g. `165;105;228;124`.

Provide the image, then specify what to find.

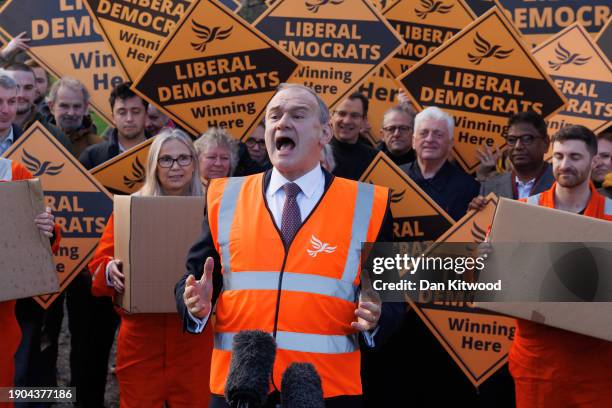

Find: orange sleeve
11;162;33;181
51;225;61;254
88;213;116;298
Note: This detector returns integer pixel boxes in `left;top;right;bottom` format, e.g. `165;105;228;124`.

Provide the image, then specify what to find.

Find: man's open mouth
276;136;295;151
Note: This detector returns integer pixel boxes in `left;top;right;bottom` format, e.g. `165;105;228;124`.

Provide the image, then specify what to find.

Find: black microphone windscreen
225;330;277;407
281;362;324;408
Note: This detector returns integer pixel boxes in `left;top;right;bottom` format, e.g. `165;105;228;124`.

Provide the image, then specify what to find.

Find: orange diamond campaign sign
91;138;153;195
0;0;125;125
3;123;113;308
398;7;567;174
83;0;194;82
360;152;454;255
384;0;477;77
495;0;610;48
411;194;517;387
254;0;404;109
132;0;299;139
532;23;611;137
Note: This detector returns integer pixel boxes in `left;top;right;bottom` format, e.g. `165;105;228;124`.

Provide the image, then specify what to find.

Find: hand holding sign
108;259;125;294
34;206;54;237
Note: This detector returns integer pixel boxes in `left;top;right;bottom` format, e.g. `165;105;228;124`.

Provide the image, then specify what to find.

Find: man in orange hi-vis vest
176;83;403;408
512;125;612;408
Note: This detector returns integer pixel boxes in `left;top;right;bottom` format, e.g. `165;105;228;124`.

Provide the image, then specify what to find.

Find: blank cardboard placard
0;179;59;302
114;195;205;313
477;197;612;342
3;122;113;308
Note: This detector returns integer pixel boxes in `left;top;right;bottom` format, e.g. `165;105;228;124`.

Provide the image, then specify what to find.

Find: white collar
268;164;323;199
514;175;536;186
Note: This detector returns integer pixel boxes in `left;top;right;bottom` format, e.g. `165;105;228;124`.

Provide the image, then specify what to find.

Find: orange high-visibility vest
207;173;389;398
512;182;612;408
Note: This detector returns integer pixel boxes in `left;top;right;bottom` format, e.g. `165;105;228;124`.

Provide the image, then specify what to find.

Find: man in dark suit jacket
175;84;403;408
471;111;554;209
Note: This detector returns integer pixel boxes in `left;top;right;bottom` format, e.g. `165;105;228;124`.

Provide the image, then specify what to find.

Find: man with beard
25;60;49;113
46;77;102;157
469;111;554;210
509;125;612;407
3;63;73;155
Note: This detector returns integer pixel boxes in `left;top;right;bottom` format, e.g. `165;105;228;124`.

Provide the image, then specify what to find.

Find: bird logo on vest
307;235;337;257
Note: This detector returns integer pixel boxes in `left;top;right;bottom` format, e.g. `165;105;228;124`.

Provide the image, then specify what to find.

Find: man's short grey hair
414;106;454;140
194;127;240;175
47;77;90;105
272;83;330;125
382;104;416;127
0;69;17;91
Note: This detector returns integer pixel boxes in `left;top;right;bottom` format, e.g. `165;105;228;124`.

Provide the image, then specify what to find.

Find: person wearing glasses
469;111;554;211
329;92;378;180
88;129;212;407
194;127;239;186
244;122;271;169
400;106;479;221
377;105;416;166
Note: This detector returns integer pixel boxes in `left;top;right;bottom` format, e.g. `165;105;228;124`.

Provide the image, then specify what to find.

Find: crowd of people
0;29;611;408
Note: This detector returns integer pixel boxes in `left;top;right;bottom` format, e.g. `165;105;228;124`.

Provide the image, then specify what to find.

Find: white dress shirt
515;175;536;199
266;164;325;227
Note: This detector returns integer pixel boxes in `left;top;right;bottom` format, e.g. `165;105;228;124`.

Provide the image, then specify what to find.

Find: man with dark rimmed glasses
470;111;554;211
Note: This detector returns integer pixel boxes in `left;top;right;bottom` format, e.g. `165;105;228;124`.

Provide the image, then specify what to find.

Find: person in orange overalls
512;125;612;407
88;129;213;408
0;157;60;408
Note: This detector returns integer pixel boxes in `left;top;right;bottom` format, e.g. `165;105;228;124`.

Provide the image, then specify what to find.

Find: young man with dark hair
330;92;378;180
79;81;150;168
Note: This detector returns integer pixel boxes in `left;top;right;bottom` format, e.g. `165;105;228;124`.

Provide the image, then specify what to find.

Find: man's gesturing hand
183;257;214;319
351;292;382;332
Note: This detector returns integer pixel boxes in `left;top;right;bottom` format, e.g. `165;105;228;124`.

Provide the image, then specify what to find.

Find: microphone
225;330;277;408
281;363;324;408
